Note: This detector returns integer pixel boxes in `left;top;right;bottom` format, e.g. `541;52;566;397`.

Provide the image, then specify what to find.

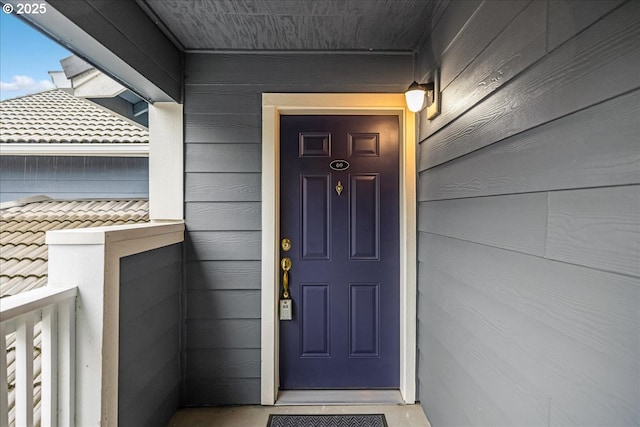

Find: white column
47;242;112;426
149;102;184;221
46;222;184;425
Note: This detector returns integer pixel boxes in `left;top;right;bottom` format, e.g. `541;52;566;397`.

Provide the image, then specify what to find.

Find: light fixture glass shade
405;81;426;112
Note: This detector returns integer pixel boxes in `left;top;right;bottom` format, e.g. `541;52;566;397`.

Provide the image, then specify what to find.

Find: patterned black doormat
267;414;388;427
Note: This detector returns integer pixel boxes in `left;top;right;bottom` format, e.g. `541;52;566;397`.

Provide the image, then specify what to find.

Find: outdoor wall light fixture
404;68;441;119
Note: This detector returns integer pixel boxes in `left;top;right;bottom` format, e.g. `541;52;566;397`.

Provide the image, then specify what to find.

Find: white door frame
260;93;417;405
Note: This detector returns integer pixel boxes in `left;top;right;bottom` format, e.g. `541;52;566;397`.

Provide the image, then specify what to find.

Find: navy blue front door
279;115;399;388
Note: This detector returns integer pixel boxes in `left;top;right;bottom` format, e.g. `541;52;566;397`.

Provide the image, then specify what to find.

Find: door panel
301;283;331;357
301;174;330;260
280;115;399;389
349;283;380;357
350;174;380;260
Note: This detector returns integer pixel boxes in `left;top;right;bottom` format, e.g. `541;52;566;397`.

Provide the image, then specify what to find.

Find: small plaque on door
330;160;350;171
280;299;292;321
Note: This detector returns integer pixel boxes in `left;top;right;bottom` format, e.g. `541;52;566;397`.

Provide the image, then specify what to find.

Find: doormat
267;414;388;427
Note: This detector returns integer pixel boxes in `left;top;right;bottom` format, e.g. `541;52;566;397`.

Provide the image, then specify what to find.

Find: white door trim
260;93;417;405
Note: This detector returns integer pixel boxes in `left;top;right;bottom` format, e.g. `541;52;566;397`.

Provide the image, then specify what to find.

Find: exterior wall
0;156;148;202
118;243;183;427
183;52;412;405
415;1;639;426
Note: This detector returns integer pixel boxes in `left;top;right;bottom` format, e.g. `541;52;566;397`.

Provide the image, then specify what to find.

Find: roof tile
0;89;148;143
0;196;149;296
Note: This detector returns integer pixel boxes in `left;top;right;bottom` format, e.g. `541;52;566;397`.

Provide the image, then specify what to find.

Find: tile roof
1;196;149;297
0;89;148;144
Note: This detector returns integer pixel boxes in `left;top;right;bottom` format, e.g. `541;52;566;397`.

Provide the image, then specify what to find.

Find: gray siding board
186;202;261;231
140;386;180;427
119;266;181;327
0;156;148;202
185;173;261;202
186;378;261;406
120;244;182;283
0;156;26;180
186;349;260;379
419;89;640;201
186;290;261;320
418;192;547;256
547;0;626;52
118;244;182;427
419;239;640;358
419;1;640;170
185;53;412;86
419;1;547;140
0;180;148;198
187;261;261;290
187;231;261;261
415;0;481;78
547;185;640;277
437;0;530;90
82;157;149;180
184;86;262;114
185;113;261;143
186;319;260;349
119;294;180;367
119;357;180;427
185;144;261;172
424;290;547;426
419;233;640;425
119;327;180;404
417;345;474;427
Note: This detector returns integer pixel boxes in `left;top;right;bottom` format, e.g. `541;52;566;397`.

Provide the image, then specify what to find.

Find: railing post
48;242;105;427
57;297;76;427
0;324;8;427
15;315;35;427
41;305;58;427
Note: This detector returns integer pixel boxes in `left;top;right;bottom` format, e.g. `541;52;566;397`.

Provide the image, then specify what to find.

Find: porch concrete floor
168;404;431;427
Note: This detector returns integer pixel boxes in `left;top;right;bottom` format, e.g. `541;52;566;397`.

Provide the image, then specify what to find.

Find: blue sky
1;11;71;100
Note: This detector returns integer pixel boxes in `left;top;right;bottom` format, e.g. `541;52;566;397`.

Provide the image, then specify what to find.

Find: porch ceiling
138;0;437;51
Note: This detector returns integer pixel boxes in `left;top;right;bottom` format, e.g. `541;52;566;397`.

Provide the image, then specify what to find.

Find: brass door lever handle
281;257;292;299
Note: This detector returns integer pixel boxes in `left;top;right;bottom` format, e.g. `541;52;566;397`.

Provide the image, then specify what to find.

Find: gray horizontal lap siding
415;1;640;426
183;52;412;405
0;156;148;202
119;243;183;427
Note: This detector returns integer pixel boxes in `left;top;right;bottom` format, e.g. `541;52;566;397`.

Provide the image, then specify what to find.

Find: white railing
1;285;77;427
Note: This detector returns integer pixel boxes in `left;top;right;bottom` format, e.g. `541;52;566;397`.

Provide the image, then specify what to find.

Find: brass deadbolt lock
281;238;291;252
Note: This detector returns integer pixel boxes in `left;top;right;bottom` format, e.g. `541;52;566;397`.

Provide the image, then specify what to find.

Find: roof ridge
0;196;52;210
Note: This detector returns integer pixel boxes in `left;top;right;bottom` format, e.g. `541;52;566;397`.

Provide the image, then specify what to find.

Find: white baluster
0;324;9;427
41;305;58;427
57;297;75;427
15;314;35;427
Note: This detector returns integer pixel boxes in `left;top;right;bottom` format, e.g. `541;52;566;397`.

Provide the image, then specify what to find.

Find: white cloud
0;75;55;94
